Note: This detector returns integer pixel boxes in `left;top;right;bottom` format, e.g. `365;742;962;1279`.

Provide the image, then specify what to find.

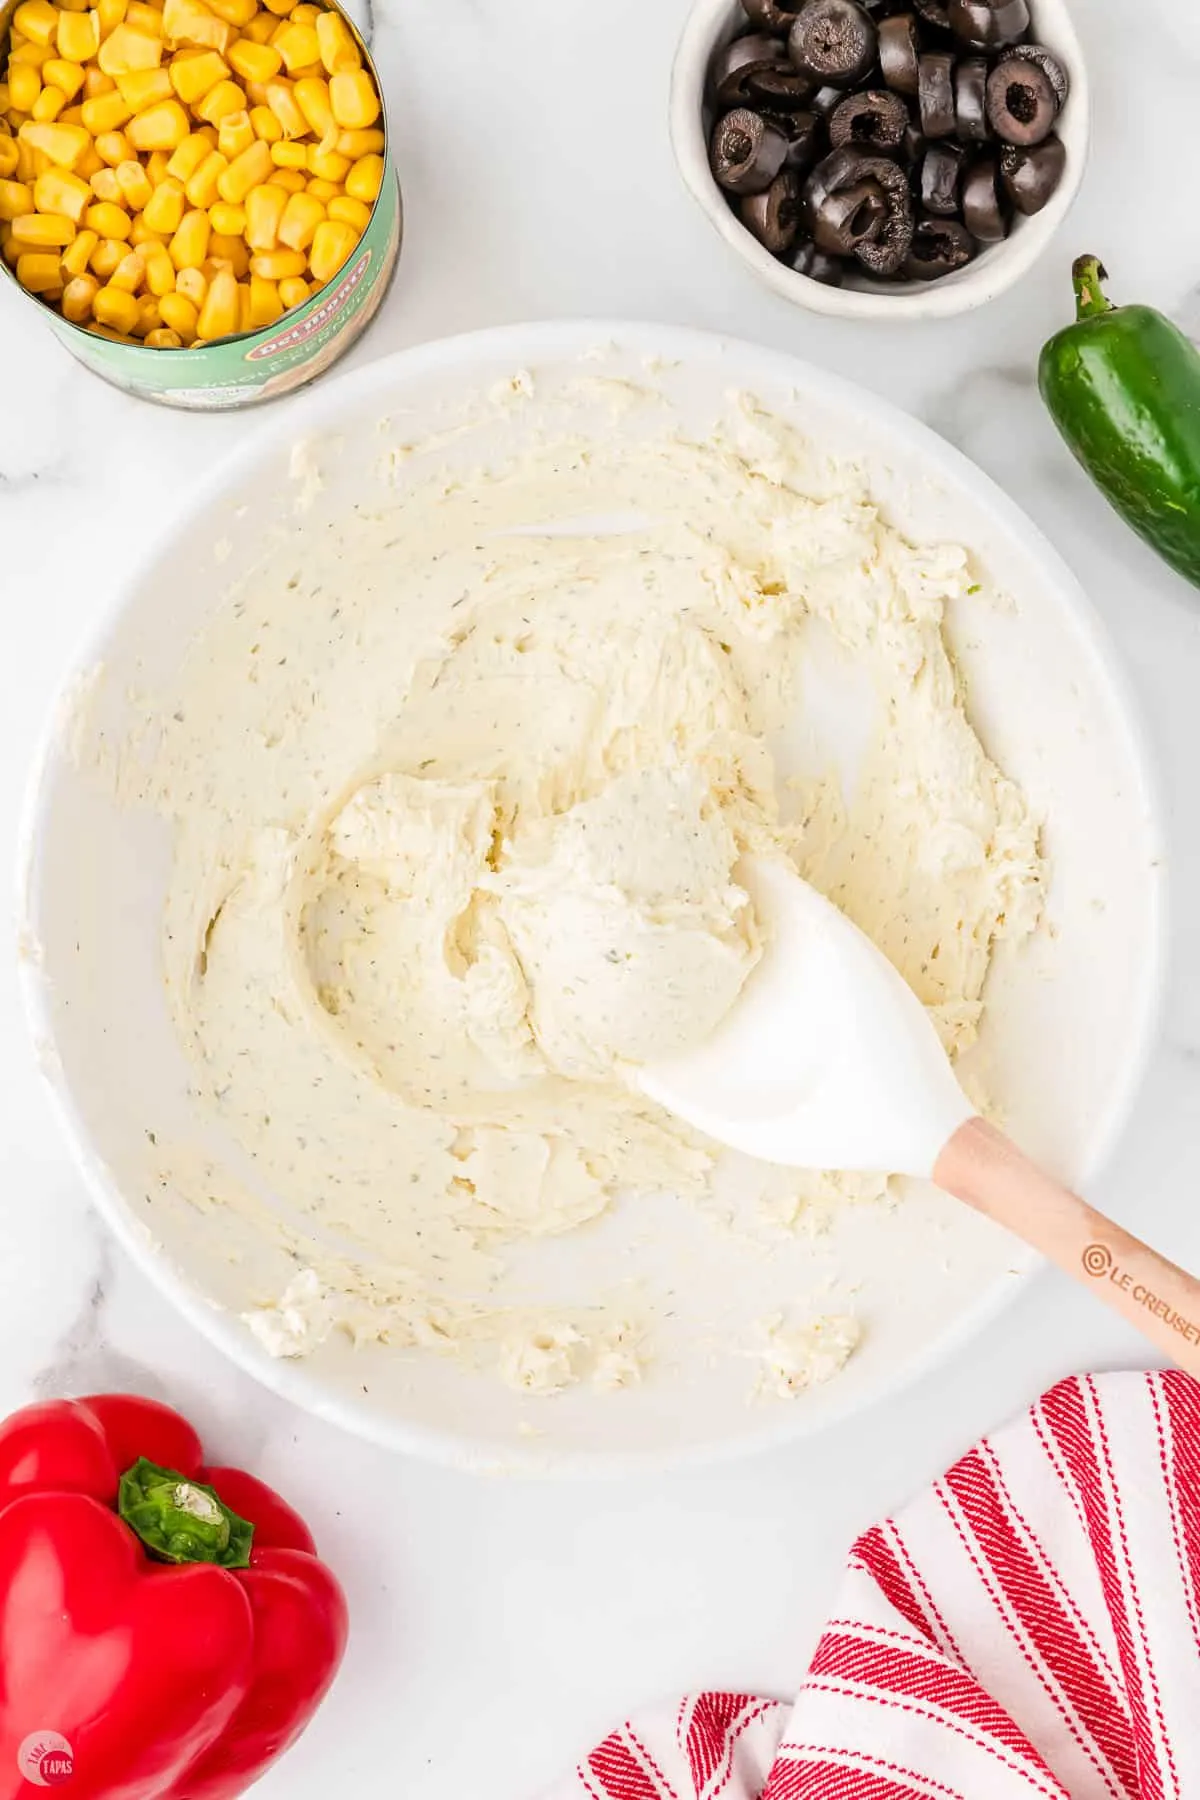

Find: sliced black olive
762;108;824;170
1000;134;1065;214
905;215;975;278
918;52;956;137
985;56;1058;146
810;82;847;118
901;120;926;163
947;0;1029;50
954;57;990;141
829;88;909;151
878;14;920;96
748;62;824;108
912;0;951;26
710;109;790;193
788;0;877;87
1008;43;1069;109
807;145;912;274
708;34;792;110
807;176;888;250
792;238;846;283
962;153;1009;239
919;141;964;214
740;168;806;254
742;0;808;28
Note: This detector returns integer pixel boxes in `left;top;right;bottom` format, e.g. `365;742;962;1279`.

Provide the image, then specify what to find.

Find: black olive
788;0;877;87
947;0;1029;50
829;88;909;151
742;0;808;28
708;34;793;111
807;177;888;251
1000;133;1065;213
810;83;847;117
792;239;846;283
749;62;824;108
954;57;990;141
917;52;956;137
710;108;790;193
919;141;964;213
901;120;926;162
878;14;921;96
1008;43;1069;109
985;56;1058;146
807;145;913;275
912;0;951;27
962;153;1009;239
740;167;806;253
905;215;975;278
763;108;824;170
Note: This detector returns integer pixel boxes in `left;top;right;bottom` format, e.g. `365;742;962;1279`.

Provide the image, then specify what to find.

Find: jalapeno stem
1072;254;1113;322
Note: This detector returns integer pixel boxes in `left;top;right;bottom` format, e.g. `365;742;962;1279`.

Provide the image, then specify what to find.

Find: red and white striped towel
552;1372;1200;1800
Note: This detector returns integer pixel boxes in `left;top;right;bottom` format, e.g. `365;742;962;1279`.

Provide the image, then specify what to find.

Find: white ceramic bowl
20;322;1162;1474
670;0;1090;321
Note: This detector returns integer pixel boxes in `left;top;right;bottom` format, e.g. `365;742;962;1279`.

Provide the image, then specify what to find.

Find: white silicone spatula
639;857;1200;1374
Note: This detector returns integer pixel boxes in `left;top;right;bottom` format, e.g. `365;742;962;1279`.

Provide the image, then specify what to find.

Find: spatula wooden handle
934;1117;1200;1377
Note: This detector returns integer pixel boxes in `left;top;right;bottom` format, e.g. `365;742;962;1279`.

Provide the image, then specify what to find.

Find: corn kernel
13;2;59;48
88;323;137;340
61;224;98;272
98;24;164;78
115;157;154;207
10;209;75;245
129;211;164;243
88;233;125;275
145;324;182;345
226;36;280;82
16;248;62;289
162;0;229;51
276;270;307;308
305;174;337;201
9;40;52;69
272;18;317;72
315;8;358;74
248;102;280;142
243;176;283;247
96;0;129;35
216;108;252;158
205;0;256;22
276;185;321;250
58;0;94;15
291;4;319;23
212;134;267;203
203;198;240;233
142;238;174;289
127;1;164;29
167;47;228;101
127;98;189;148
14;145;42;183
158;287;196;334
195;123;217;145
247;244;302;278
195;77;243;124
182;147;224;204
261;0;294;15
307;214;355;284
134;291;161;332
334;126;382;160
246;268;279;324
82;67;114;98
165;129;210;180
207;227;247;272
116;66;173;110
92;282;139;329
288;72;328;137
325;191;367;232
85;198;132;238
80;91;134;134
268;136;306;169
241;10;275;40
43;58;87;100
31;84;66;122
109;246;144;288
266;163;301;191
146;148;171;182
76;140;104;174
21;120;92;167
89;165;123;200
232;275;249;330
0;142;18;181
328;68;377;131
264;77;304;137
61;271;99;319
33;166;90;221
168;203;208;264
94;128;133;164
306;142;347;182
174;261;204;302
343;150;381;204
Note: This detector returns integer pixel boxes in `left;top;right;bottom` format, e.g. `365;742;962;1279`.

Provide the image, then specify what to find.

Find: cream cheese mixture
127;382;1044;1397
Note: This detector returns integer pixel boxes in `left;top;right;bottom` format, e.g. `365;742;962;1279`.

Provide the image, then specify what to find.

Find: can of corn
0;0;401;409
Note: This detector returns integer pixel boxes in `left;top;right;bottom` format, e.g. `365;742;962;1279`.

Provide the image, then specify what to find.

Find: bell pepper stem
1073;255;1113;322
118;1458;254;1568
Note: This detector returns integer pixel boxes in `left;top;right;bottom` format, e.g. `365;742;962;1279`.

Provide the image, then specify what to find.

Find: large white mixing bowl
19;323;1165;1473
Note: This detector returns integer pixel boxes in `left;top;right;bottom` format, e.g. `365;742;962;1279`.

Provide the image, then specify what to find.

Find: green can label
38;167;401;411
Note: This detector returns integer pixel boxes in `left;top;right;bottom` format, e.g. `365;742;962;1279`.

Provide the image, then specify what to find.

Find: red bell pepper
0;1393;348;1800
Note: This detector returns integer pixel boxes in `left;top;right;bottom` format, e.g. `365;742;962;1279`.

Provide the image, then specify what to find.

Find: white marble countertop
3;0;1200;1794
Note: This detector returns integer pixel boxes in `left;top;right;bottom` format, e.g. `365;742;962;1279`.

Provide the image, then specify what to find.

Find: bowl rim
669;0;1092;322
17;318;1167;1476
